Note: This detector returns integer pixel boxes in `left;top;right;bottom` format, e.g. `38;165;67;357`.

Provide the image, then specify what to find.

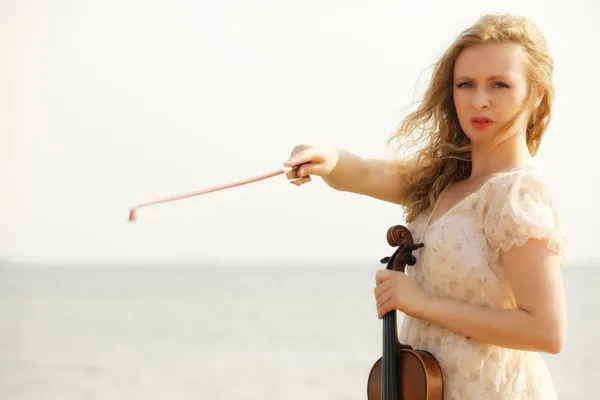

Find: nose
471;88;490;111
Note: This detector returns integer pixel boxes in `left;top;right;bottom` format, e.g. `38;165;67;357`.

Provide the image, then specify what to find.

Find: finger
373;280;390;299
288;176;312;186
377;296;396;319
285;165;300;180
286;165;317;181
375;269;392;285
284;146;317;168
283;165;295;176
288;144;309;160
284;163;314;180
296;162;327;178
376;286;393;310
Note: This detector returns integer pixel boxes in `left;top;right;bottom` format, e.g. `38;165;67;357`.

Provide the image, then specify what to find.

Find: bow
128;165;303;223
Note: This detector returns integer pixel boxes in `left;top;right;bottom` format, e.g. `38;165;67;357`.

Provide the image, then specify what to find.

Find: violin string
384;314;388;395
390;313;396;397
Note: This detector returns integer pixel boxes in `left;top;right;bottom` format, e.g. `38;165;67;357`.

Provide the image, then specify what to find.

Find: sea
0;261;596;400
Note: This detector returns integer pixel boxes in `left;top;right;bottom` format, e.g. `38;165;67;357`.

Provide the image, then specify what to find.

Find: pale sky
1;0;598;266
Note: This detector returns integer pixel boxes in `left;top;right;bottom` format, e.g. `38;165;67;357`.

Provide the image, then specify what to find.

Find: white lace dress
399;164;572;399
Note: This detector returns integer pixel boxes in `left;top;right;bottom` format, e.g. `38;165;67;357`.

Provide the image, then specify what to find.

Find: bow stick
128;165;305;223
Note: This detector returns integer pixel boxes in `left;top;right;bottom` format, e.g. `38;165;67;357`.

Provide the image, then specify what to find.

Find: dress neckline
423;164;535;234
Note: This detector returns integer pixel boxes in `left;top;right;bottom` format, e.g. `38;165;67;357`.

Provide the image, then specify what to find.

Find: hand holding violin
374;269;433;320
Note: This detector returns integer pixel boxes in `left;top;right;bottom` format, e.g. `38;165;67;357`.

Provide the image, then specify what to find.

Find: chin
463;128;496;145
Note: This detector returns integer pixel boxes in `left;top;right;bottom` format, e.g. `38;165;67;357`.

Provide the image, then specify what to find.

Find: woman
284;14;572;399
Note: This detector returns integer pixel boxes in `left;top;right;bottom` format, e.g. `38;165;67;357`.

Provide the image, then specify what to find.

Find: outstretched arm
285;145;411;206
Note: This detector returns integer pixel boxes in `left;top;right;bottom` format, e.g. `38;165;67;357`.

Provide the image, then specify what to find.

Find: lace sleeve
482;171;572;269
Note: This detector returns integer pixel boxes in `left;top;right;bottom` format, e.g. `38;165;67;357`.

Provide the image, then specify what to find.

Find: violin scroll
383;225;424;271
386;225;410;247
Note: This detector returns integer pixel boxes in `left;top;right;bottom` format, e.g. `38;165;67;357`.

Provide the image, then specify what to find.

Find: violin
366;225;443;400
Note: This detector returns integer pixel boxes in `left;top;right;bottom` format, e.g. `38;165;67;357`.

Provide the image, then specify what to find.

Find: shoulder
479;164;572;268
488;163;547;189
482;164;559;207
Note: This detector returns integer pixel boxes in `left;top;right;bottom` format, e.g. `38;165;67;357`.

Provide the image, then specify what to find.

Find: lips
471;116;493;130
471;117;493;123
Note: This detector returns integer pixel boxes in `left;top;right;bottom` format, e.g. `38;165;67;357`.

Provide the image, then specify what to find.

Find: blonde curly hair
387;14;555;223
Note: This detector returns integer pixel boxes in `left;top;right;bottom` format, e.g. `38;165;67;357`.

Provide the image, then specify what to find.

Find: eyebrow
454;75;512;81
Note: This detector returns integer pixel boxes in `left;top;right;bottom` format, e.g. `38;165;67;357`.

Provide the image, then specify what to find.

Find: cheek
495;91;525;117
453;91;468;118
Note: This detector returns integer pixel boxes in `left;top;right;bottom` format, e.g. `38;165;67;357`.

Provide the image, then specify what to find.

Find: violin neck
380;245;405;400
382;309;400;400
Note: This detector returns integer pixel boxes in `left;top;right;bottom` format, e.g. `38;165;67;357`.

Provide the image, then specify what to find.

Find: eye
493;81;510;88
456;82;473;89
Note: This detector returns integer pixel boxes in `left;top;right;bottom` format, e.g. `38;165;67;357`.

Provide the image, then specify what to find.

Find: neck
468;131;533;182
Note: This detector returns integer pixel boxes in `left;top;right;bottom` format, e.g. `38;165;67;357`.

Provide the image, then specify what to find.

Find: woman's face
453;42;531;145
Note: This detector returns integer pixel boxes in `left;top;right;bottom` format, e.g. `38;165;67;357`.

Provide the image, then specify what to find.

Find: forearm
322;149;368;191
324;149;407;204
419;296;563;354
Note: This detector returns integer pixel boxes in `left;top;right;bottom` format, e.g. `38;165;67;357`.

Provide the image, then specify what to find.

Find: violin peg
405;254;417;266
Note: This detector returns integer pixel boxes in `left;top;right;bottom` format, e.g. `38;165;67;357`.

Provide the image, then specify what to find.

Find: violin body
367;346;443;399
366;225;443;400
